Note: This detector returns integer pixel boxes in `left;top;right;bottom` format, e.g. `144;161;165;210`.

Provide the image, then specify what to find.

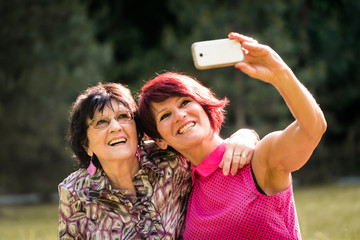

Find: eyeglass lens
89;111;133;129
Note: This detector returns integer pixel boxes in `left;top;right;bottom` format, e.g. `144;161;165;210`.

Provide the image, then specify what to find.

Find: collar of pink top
191;142;226;185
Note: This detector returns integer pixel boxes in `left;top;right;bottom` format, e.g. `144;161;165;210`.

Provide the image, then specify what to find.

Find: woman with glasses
57;82;259;239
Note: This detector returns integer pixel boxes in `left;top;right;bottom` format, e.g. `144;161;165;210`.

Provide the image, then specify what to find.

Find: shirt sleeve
58;183;86;239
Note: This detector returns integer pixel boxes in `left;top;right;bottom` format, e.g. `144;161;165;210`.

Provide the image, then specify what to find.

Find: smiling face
85;100;138;166
151;96;213;153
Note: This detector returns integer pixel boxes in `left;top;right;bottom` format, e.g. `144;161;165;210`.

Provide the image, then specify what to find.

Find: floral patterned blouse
58;142;192;239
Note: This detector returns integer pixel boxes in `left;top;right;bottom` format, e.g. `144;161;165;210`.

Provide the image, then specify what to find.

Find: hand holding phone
191;39;244;70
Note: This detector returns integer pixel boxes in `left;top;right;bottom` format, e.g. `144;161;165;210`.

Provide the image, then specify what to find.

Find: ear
82;144;93;157
154;138;168;150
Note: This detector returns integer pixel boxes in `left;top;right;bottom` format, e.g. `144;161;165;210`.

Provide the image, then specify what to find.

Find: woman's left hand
219;129;259;176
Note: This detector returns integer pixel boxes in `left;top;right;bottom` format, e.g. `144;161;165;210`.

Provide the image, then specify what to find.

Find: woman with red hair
138;32;327;239
58;81;258;239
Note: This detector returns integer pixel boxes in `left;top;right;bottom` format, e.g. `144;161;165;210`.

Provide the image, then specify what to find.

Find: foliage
85;0;360;183
0;0;359;194
0;0;113;194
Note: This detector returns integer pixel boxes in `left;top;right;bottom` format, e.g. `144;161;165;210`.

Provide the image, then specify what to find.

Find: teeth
178;122;195;134
109;138;126;146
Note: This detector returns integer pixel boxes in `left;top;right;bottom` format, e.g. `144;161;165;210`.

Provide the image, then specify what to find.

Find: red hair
138;72;229;140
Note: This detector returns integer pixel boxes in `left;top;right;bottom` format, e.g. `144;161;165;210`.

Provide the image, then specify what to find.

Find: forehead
93;100;129;116
151;96;182;110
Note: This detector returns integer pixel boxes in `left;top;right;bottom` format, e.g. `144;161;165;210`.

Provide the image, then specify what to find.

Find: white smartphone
191;39;244;70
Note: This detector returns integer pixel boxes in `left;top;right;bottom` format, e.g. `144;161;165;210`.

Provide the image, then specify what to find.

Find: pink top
183;142;301;240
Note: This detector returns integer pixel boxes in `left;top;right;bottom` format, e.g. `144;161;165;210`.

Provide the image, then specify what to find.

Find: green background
1;0;359;197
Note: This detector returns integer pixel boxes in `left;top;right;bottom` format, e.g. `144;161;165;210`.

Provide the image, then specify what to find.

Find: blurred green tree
0;0;113;194
1;0;358;195
85;0;360;183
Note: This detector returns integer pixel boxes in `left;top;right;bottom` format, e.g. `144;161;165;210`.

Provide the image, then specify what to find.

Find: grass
0;184;359;240
0;203;58;240
295;184;360;240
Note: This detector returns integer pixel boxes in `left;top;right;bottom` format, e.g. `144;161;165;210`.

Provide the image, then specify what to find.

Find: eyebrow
154;97;182;119
93;108;130;118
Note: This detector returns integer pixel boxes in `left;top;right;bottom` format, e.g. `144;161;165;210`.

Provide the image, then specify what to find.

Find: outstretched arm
229;32;327;195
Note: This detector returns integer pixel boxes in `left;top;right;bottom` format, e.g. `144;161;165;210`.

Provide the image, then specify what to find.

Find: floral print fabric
58;142;192;239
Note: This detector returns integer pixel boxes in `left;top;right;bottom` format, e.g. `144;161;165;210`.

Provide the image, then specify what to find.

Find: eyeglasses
88;111;134;130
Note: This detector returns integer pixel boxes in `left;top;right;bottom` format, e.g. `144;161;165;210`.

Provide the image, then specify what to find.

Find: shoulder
142;140;182;162
58;168;89;191
141;140;191;173
252;130;293;195
58;168;110;204
58;168;94;202
58;168;86;204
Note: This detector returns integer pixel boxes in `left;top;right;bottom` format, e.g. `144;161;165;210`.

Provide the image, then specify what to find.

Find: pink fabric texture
183;142;301;240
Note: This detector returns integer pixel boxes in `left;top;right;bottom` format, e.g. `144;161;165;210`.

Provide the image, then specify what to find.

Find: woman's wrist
230;128;260;145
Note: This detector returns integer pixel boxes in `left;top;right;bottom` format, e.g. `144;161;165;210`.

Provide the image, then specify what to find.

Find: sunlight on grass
0;203;58;240
0;184;358;239
295;184;360;240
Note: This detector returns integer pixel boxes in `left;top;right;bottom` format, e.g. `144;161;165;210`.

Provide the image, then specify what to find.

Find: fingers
220;149;254;176
220;139;237;175
230;152;243;176
228;32;269;59
240;151;254;167
219;150;233;176
234;62;257;77
228;32;258;44
221;129;258;176
230;152;250;176
229;32;262;57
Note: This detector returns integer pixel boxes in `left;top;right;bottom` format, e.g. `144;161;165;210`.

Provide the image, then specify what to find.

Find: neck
101;155;139;194
180;134;224;167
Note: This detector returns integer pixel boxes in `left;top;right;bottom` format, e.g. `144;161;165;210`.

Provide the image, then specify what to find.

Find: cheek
87;130;104;147
84;131;98;155
156;121;170;138
86;131;93;145
128;123;139;142
198;107;211;124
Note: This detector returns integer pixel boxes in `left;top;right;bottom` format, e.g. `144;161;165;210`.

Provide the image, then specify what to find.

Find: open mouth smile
108;137;127;146
178;122;195;134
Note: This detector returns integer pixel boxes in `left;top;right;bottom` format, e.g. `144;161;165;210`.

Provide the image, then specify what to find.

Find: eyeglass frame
88;110;135;130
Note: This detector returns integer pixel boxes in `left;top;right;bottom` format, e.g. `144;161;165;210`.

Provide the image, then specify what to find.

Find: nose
173;107;187;123
108;117;123;132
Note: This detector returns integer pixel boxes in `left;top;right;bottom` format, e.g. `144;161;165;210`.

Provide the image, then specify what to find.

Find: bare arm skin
229;32;327;195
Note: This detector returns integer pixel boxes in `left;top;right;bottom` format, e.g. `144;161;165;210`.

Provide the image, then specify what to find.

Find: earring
136;146;141;161
87;156;97;176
